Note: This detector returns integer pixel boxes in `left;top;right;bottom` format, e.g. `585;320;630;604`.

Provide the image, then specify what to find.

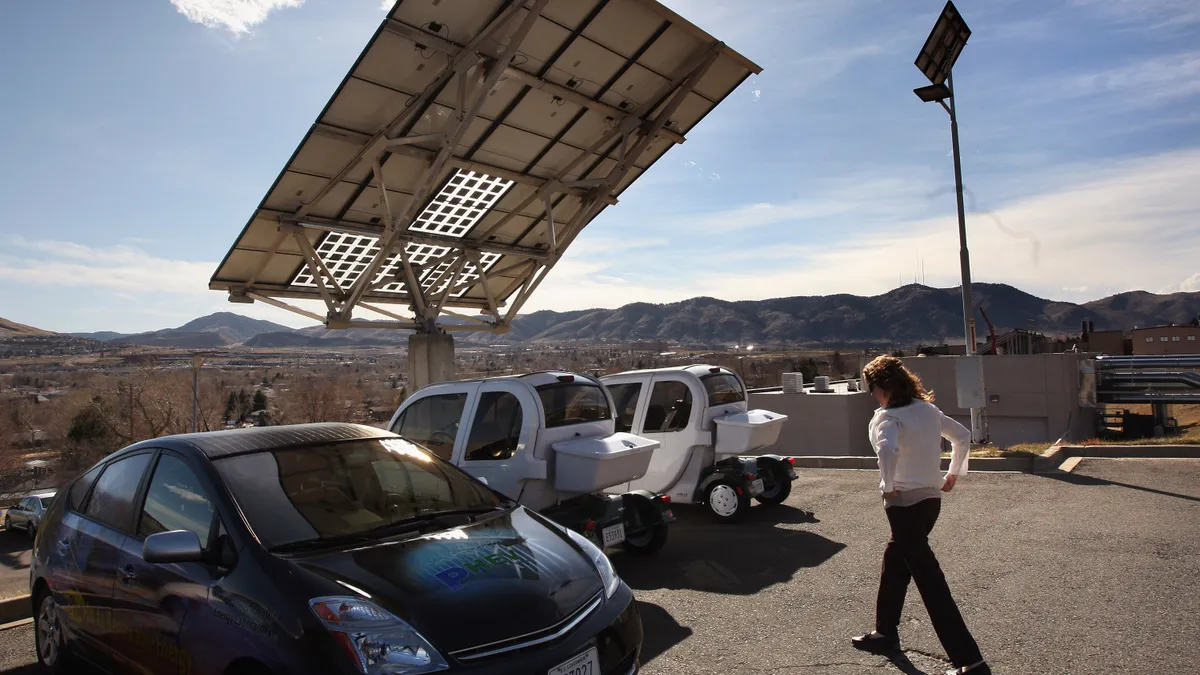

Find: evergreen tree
252;389;268;413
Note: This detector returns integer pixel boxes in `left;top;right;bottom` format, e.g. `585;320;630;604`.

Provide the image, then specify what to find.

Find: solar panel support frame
211;0;760;336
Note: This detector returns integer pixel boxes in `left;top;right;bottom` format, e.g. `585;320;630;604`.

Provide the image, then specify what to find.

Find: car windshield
701;373;745;405
536;382;612;428
213;437;506;550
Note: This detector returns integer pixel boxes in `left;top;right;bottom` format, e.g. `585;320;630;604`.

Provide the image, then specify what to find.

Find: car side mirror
143;530;205;564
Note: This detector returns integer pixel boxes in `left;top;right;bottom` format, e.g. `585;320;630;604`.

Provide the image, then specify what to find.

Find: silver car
3;491;56;540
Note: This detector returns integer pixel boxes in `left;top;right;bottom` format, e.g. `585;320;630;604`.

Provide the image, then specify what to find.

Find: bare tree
282;372;354;424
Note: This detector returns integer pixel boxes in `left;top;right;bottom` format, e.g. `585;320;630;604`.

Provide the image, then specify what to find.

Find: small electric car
388;371;673;555
600;365;795;523
3;490;56;540
29;423;642;675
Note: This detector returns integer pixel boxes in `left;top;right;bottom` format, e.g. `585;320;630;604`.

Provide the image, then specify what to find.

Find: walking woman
851;355;990;675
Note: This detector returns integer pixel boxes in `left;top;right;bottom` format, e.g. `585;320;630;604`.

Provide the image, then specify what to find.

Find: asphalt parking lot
1;458;1197;674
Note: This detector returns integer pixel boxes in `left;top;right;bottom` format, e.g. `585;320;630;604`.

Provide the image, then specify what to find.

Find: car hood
290;506;604;655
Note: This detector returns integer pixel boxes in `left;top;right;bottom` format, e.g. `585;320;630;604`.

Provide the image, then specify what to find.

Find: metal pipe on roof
1095;356;1200;369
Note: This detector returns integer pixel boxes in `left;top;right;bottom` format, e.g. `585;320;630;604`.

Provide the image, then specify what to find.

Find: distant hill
108;312;295;348
68;331;131;341
67;284;1200;349
0;317;54;337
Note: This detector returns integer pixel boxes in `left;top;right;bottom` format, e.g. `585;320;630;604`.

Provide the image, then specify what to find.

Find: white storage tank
712;409;788;457
551;433;659;494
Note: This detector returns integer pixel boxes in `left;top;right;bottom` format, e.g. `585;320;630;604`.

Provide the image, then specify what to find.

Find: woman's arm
874;416;900;493
940;411;971;477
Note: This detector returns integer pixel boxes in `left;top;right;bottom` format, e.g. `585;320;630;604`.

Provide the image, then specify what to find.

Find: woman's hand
941;473;957;492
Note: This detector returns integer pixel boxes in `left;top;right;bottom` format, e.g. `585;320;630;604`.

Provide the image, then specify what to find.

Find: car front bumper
445;582;641;675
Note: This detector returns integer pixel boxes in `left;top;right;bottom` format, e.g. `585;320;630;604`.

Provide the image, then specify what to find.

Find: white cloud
1160;273;1200;294
380;0;395;10
523;147;1200;312
169;0;304;35
1072;0;1200;29
0;238;317;330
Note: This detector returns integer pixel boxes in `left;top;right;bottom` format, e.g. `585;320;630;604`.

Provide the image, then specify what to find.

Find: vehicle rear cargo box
551;433;659;494
713;409;788;456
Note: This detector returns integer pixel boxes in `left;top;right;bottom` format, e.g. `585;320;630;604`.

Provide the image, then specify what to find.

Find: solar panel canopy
210;0;761;333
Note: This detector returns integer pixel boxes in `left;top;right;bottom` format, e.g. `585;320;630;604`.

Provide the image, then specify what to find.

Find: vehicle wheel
2;515;9;531
28;522;37;541
34;590;69;673
620;502;668;556
755;462;792;507
706;481;750;524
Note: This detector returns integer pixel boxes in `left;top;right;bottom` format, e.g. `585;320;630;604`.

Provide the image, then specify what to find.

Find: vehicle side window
138;455;217;549
394;393;468;461
464;392;523;461
69;466;103;512
644;381;692;433
607;383;643;433
84;453;153;532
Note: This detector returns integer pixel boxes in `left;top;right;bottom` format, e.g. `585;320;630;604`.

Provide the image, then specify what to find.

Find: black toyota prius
29;423;642;675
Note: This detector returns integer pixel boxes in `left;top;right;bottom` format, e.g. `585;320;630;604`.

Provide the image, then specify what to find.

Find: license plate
549;647;599;675
750;478;764;494
601;523;625;547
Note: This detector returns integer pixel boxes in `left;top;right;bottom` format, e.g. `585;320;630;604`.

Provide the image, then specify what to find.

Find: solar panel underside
210;0;761;324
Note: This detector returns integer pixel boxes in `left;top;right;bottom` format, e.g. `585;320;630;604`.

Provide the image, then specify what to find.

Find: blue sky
1;0;1198;333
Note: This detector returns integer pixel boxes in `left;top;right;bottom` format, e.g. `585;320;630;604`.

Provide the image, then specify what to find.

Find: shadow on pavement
611;506;843;595
0;533;31;572
636;601;692;666
1037;470;1200;503
0;666;40;675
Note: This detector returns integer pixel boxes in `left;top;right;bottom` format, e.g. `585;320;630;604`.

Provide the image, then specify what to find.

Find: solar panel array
210;0;761;331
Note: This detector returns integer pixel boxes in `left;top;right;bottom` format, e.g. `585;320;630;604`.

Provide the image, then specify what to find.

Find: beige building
1082;329;1127;355
749;353;1095;455
1131;326;1200;355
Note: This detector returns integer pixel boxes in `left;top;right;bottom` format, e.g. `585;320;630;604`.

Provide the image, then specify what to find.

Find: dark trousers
875;498;983;668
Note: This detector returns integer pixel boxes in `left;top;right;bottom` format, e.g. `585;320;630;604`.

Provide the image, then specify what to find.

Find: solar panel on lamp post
913;1;985;444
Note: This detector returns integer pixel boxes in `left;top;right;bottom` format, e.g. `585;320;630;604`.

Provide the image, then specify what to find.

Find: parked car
600;365;795;522
29;423;642;675
3;490;56;540
387;371;673;555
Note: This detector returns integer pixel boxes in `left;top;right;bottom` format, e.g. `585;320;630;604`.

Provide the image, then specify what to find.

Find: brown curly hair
863;355;934;407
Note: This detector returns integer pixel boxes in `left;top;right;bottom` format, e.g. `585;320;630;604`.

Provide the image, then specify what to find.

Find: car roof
603;364;735;379
30;491;56;498
127;422;397;460
415;370;599;390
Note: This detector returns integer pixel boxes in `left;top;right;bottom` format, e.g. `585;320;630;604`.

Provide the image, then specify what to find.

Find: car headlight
564;527;620;598
310;596;448;674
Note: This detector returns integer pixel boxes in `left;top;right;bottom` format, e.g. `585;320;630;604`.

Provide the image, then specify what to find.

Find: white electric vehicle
387;371;674;554
600;365;794;523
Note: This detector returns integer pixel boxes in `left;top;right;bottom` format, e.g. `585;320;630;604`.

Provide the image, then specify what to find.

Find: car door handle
119;565;137;585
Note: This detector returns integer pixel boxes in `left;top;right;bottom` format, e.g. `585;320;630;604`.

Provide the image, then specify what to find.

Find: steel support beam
338;0;552;327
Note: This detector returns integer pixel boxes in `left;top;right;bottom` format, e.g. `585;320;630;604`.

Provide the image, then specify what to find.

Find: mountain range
11;283;1194;349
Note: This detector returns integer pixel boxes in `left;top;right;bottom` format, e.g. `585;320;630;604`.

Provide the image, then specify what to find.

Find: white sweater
869;400;971;493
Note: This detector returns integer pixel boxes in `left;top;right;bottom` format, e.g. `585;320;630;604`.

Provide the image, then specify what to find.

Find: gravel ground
1;458;1197;675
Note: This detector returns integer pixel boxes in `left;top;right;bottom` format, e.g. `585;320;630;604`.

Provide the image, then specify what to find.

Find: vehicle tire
620;502;668;556
28;522;37;541
754;462;792;507
2;515;9;531
34;589;69;674
706;480;750;524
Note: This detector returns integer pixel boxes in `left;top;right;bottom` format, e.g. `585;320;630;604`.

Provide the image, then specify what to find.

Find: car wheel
35;590;68;673
754;462;792;507
706;480;750;524
2;515;9;531
28;522;37;541
620;501;668;556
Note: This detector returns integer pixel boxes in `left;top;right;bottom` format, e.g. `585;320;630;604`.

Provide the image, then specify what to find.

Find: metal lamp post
913;1;985;443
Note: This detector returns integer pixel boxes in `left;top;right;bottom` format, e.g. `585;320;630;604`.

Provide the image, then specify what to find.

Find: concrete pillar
408;333;456;392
